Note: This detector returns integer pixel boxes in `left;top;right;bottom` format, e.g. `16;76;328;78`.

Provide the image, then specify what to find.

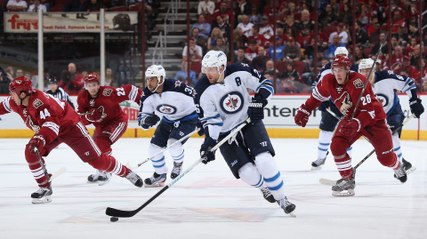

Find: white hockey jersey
139;79;197;122
195;63;273;140
372;70;418;115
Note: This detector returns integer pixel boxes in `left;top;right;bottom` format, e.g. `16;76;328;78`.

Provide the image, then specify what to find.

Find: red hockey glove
85;106;106;123
28;135;46;153
339;118;361;137
294;104;311;127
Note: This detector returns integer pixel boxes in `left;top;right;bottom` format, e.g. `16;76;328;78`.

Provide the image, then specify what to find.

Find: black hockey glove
138;113;160;129
247;94;268;122
200;136;217;164
409;98;424;118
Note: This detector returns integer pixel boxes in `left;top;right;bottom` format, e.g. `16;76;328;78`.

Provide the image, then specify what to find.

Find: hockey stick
319;115;414;186
105;118;251;218
136;127;200;167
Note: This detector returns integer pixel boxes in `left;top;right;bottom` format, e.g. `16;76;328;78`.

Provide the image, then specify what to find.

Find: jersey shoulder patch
32;98;44;109
102;86;114;97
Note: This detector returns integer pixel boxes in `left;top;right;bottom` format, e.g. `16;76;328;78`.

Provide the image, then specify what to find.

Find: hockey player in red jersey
294;55;407;196
77;72;143;184
0;76;143;204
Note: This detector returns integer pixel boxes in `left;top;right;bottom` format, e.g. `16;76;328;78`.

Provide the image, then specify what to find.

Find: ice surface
0;138;425;239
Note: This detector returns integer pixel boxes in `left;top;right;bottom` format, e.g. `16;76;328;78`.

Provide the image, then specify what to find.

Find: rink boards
0;95;426;140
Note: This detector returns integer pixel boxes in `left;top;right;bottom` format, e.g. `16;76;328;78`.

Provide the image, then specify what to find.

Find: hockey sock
317;130;332;160
25;145;50;188
238;163;264;188
254;152;286;200
148;144;168;174
392;133;403;163
167;139;184;164
333;153;353;178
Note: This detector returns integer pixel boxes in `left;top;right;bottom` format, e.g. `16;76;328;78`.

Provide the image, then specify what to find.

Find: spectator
328;23;349;46
6;0;28;11
0;66;12;94
284;37;302;61
268;37;285;61
265;59;278;75
210;15;230;40
80;0;102;12
105;68;115;86
355;21;369;46
182;38;203;65
248;25;268;48
371;32;389;56
207;27;223;50
213;1;232;24
197;0;215;16
192;14;211;40
318;4;337;27
236;14;253;38
251;46;269;73
209;37;229;58
259;16;274;41
324;35;344;60
27;0;47;12
244;39;258;61
175;62;198;86
191;27;207;52
232;27;248;52
235;0;251;18
60;62;84;94
16;68;24;77
248;7;261;25
233;48;251;65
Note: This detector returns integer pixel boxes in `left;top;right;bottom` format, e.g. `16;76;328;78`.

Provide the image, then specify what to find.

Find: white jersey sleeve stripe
41;121;60;136
312;87;329;101
2;97;12;112
128;85;138;101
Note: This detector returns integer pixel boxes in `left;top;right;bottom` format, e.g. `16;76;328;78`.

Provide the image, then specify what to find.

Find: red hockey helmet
84;72;100;84
9;76;33;96
332;55;351;70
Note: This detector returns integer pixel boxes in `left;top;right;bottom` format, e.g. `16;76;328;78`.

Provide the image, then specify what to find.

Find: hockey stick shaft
106;118;251;218
350;42;384;119
137;127;200;167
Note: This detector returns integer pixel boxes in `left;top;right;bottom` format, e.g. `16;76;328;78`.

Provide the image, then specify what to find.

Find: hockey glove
294;104;311;127
85;106;106;123
200;136;217;164
339;118;361;138
28;135;46;153
409;98;424;118
247;94;268;122
138;113;160;129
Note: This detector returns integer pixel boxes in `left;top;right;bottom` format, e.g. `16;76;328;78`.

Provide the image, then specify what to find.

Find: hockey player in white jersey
358;58;424;172
194;50;296;215
138;65;199;187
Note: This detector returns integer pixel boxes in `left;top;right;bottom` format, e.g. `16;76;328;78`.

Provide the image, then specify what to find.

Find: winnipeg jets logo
375;93;388;107
156;104;177;115
89;99;95;107
220;91;244;114
334;91;353;115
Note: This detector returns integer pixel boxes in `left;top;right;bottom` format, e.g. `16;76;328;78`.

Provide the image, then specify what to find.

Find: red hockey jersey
77;84;142;126
0;90;80;145
307;71;386;127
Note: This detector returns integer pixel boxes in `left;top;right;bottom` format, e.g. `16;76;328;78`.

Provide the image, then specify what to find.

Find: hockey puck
110;217;119;222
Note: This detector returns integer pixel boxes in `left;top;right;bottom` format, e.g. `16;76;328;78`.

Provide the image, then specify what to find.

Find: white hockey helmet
334;46;349;56
201;50;227;74
145;64;166;92
358;58;374;71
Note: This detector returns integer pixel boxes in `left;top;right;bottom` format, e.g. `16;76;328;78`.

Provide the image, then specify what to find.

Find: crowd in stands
1;0;427;95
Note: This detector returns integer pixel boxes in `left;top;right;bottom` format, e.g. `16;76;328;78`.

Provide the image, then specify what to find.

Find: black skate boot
277;196;296;216
87;170;112;185
332;176;355;197
402;158;415;173
170;162;183;179
31;186;53;204
394;164;407;183
144;172;166;187
126;171;143;187
260;187;276;203
311;152;329;170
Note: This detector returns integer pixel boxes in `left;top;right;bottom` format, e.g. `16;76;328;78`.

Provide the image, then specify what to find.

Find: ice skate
31;187;53;204
394;164;407;183
170;162;183;179
87;170;112;186
311;152;328;171
332;176;355;197
260;187;276;203
126;171;143;187
277;196;296;216
144;172;166;187
402;158;415;174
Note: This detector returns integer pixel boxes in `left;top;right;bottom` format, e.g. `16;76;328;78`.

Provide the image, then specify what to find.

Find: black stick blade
105;207;137;218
